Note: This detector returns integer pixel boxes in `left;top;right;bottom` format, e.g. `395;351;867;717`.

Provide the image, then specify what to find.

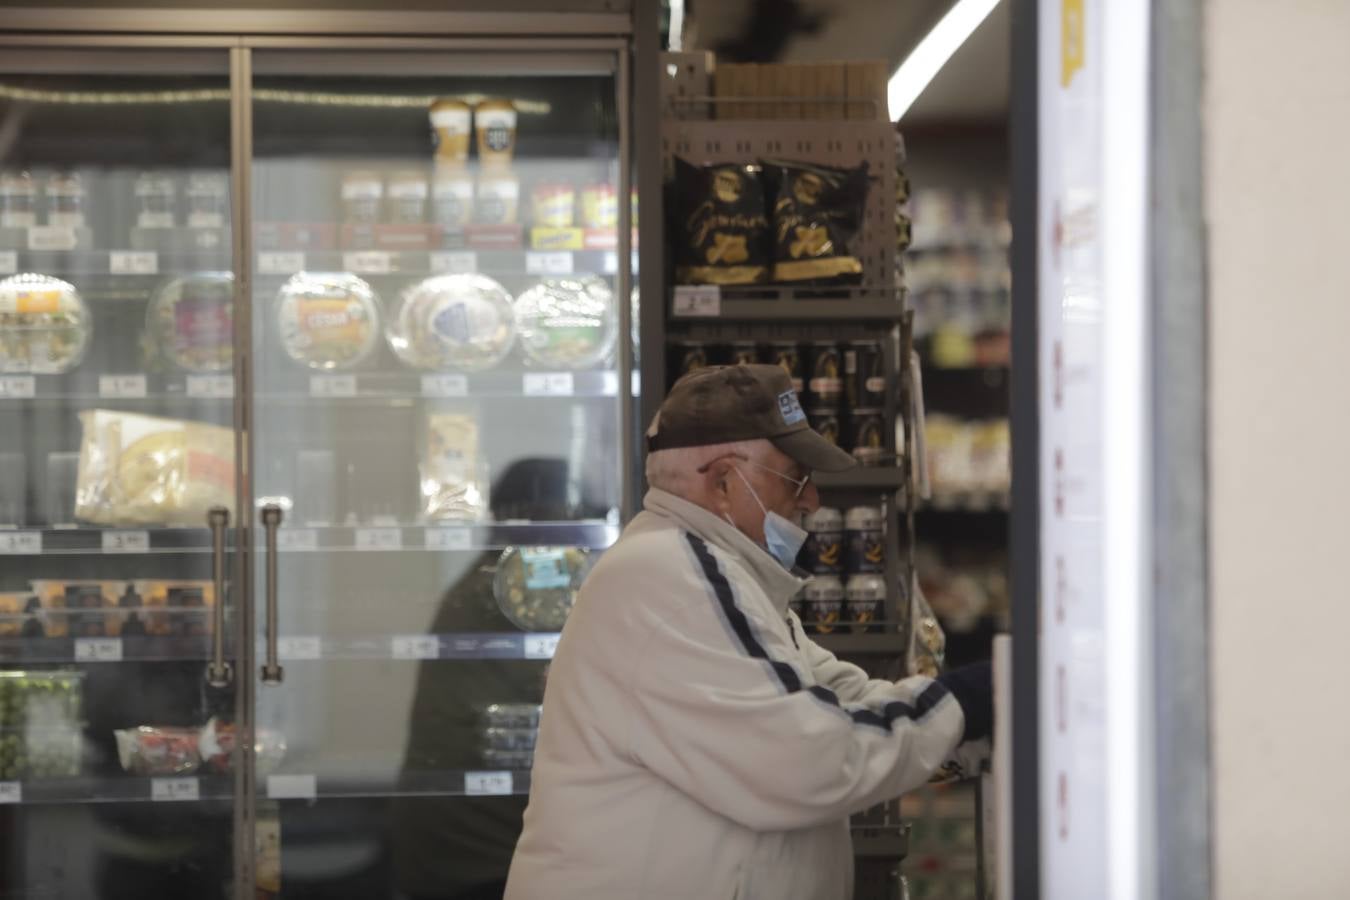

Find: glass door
0;47;244;898
245;46;629;899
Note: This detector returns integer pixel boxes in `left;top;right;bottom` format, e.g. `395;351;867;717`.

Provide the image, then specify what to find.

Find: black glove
934;660;992;743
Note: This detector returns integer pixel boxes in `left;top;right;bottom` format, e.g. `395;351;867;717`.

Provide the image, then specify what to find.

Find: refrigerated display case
0;8;643;897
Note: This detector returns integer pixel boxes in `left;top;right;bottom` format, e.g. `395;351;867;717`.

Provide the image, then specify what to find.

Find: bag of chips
672;158;771;285
763;159;870;283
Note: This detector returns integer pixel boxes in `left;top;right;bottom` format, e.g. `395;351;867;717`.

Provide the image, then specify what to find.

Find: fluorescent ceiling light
887;0;1002;120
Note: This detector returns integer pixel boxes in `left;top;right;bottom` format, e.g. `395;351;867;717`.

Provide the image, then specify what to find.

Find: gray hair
644;410;774;496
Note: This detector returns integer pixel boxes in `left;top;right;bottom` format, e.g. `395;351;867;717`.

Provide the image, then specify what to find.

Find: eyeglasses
696;452;812;498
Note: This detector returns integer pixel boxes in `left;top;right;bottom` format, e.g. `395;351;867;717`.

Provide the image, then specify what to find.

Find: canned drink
844;340;886;408
802;506;844;575
807;408;841;447
674;341;710;377
729;341;759;366
846;408;886;467
844;505;885;574
803;575;845;635
805;341;843;408
765;341;804;394
845;574;886;633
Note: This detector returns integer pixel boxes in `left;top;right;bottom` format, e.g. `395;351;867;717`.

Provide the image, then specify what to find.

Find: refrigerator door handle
260;503;285;685
206;506;233;688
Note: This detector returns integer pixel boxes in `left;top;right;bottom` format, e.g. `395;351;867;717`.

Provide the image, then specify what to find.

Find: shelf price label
465;771;514;796
27;226;77;252
0;532;41;555
355;527;402;551
278;636;322;660
102;530;150;554
391;634;440;660
75;637;124;662
525;251;573;275
342;250;393;274
672;285;721;318
0;782;20;804
523;633;561;660
258;251;305;275
602;251;619;274
277;528;318;551
310;374;357;398
430;251;478;275
186;374;234;398
110;251;159;276
151;777;200;802
0;376;35;399
267;774;317;800
98;374;147;399
522;372;574;397
0;252;16;275
425;527;473;551
421;373;468;397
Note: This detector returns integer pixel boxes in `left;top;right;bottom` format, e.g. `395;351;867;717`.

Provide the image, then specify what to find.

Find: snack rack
655;54;919;900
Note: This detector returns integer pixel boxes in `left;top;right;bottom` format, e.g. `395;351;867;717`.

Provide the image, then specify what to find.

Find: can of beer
844;340;886;408
807;408;841;447
802;506;844;575
844;505;885;574
845;407;886;467
729;340;759;366
674;341;710;378
805;341;843;409
845;574;886;633
765;341;804;394
803;575;845;635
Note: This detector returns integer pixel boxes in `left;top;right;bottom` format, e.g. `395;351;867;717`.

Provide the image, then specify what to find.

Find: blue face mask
729;467;810;570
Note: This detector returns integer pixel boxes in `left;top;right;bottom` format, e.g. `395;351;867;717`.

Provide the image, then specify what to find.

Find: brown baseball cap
647;364;857;472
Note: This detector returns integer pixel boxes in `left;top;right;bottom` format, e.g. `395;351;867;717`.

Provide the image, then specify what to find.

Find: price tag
522;372;574;397
355;527;403;551
425;528;473;551
0;376;35;399
672;285;721;317
102;530;150;554
601;371;620;397
277;528;318;551
342;251;393;274
267;774;317;800
525;251;573;275
151;777;200;802
0;532;41;555
186;374;234;398
430;251;478;274
98;374;148;399
75;637;123;662
27;226;77;252
279;636;322;660
258;251;305;275
421;373;468;397
602;251;619;274
465;771;514;795
391;634;440;660
0;782;20;804
310;374;357;398
0;252;16;275
109;251;159;276
523;633;561;660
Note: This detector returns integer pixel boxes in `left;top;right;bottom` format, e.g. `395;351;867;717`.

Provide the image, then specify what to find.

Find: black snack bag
763;159;871;283
672;157;771;285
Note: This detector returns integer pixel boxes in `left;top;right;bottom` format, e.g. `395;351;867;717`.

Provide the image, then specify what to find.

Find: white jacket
505;489;964;900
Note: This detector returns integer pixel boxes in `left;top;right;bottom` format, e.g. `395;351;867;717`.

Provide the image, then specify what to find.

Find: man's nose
797;479;821;515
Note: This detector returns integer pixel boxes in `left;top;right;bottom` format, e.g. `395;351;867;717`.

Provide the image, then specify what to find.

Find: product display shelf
0;373;237;405
0;774;235;806
251;248;630;280
254;368;623;403
0;249;233;279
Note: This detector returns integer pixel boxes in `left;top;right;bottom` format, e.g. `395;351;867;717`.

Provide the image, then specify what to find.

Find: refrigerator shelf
813;467;907;491
810;632;909;656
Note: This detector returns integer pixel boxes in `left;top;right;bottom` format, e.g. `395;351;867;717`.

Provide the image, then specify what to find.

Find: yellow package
75;410;234;527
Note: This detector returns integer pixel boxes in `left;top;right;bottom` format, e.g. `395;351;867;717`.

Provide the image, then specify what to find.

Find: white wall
1207;1;1350;896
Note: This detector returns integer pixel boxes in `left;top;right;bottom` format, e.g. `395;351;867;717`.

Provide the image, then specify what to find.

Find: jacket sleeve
622;575;963;832
792;611;922;707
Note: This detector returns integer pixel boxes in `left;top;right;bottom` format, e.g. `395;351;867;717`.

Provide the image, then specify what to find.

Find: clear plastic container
0;171;36;229
0;273;92;374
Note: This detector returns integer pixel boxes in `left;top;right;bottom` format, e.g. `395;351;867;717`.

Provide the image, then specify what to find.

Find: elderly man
505;364;992;900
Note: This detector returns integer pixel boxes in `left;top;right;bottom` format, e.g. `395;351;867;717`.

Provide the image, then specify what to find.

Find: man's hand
934;661;992;743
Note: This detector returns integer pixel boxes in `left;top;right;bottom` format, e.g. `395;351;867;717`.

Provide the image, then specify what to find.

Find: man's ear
706;458;736;506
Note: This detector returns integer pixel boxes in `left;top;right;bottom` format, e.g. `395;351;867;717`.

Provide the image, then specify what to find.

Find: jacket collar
644;488;809;614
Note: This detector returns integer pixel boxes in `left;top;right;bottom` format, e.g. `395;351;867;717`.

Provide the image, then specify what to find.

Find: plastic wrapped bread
75;410;234;526
420;412;486;521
